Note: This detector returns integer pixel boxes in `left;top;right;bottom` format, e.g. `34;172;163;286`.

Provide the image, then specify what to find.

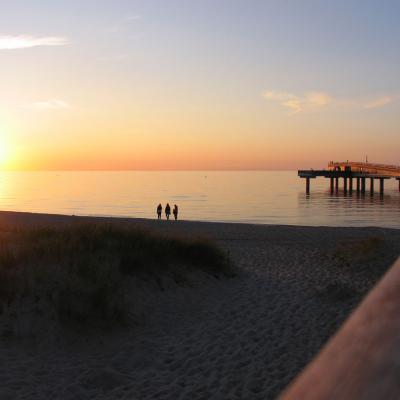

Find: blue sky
0;1;399;169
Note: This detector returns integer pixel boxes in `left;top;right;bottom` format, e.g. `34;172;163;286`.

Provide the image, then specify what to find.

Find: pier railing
328;161;400;177
280;257;400;400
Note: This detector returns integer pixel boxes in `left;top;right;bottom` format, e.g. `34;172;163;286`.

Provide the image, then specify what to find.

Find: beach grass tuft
334;236;385;263
0;223;232;329
335;236;388;269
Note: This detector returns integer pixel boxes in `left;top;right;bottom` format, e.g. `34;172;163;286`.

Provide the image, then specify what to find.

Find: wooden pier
298;161;400;195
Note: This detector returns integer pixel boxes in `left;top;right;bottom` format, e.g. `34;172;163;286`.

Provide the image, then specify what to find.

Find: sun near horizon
1;1;399;171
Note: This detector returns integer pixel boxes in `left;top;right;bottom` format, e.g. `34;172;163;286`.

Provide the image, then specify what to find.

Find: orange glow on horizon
2;99;398;171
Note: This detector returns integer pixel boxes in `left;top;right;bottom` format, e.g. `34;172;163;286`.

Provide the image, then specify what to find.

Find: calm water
0;171;399;228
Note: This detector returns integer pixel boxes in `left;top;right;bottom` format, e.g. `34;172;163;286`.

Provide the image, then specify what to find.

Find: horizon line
0;168;309;172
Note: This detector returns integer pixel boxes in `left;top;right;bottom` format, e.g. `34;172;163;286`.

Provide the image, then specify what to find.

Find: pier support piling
349;177;353;193
306;177;310;194
380;179;385;196
330;177;334;193
370;178;374;195
361;178;366;194
335;177;339;192
343;177;348;193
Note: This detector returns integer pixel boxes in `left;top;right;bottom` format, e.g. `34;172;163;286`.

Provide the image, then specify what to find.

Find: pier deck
298;162;400;195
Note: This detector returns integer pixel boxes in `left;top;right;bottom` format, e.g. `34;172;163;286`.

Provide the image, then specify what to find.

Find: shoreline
1;210;400;399
1;209;399;232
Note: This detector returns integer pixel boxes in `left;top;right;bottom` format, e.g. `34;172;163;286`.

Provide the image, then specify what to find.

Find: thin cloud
264;91;332;114
264;90;396;114
106;15;142;33
28;100;71;111
364;96;394;109
0;35;69;50
98;53;131;62
124;15;142;22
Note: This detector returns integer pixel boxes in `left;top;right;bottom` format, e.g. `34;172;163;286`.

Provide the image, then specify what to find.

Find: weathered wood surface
280;257;400;400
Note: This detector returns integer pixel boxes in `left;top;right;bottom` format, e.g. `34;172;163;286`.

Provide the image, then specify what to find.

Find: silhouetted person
165;203;171;220
157;203;162;220
173;204;178;220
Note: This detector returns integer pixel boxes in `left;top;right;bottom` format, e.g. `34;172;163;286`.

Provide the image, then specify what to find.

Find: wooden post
370;178;374;195
330;177;334;193
280;258;400;400
398;179;400;192
343;177;348;193
380;178;385;196
349;177;353;193
361;177;366;194
306;177;310;194
356;177;360;192
335;177;339;192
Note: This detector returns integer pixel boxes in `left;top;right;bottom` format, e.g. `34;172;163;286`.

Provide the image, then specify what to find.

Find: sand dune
0;211;399;399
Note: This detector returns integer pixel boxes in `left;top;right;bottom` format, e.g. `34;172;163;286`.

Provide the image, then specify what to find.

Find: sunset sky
1;0;399;170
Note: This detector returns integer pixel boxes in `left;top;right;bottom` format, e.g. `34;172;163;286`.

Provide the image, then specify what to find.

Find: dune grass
0;223;232;328
333;236;385;264
319;236;389;303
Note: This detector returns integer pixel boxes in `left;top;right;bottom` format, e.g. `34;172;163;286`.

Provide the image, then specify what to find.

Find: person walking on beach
165;203;171;220
157;203;162;220
173;204;178;220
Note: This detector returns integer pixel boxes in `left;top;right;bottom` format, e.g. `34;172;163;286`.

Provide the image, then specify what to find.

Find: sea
0;171;399;228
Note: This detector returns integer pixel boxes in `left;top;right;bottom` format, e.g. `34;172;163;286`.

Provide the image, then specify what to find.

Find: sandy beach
1;211;399;400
